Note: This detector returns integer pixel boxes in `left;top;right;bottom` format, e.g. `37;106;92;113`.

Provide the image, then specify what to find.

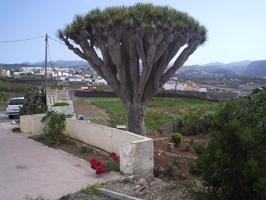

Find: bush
171;132;182;147
43;111;66;146
192;90;266;200
19;87;47;115
192;143;205;155
181;108;216;135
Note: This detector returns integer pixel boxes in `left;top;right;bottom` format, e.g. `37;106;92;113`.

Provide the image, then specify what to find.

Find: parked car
6;97;24;119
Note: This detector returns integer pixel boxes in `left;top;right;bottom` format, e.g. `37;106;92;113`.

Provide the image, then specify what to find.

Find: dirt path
73;99;109;126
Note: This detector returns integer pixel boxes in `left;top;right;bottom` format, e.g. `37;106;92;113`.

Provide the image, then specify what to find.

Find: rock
167;142;175;151
138;178;148;187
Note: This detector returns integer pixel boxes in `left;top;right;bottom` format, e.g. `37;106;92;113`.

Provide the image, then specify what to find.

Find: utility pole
44;33;48;104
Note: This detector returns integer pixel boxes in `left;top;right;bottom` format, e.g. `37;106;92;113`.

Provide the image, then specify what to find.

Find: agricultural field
84;97;217;133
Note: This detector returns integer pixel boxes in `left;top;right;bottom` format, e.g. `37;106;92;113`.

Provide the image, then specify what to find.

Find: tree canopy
62;4;206;40
58;3;207;135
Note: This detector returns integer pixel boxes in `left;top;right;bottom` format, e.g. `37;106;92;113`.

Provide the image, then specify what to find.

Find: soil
73;99;109;126
102;176;200;200
31;135;114;166
150;134;208;181
55;140;114;165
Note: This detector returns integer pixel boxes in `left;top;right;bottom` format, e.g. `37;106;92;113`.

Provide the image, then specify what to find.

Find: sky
0;0;265;65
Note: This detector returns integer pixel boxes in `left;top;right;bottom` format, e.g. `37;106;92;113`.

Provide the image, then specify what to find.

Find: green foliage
43;111;66;146
171;132;182;147
19;87;47;115
60;3;206;44
105;161;120;172
52;102;69;106
0;91;7;102
192;89;266;200
192;143;205;155
12;127;21;133
79;145;93;154
167;161;177;176
185;144;193;152
80;184;100;197
181;108;216;135
86;97;216;132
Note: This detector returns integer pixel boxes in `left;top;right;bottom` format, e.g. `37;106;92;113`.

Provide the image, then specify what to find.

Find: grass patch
85;97;217;132
12;127;21;133
80;184;100;197
52;102;69;106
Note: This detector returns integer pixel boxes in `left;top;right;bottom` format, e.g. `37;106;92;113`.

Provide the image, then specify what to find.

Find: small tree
19;87;47;115
43;111;66;146
58;3;207;135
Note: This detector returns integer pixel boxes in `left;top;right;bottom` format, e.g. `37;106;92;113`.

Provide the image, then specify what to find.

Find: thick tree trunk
125;103;146;136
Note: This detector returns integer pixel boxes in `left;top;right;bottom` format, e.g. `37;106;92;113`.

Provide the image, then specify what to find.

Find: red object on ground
110;152;120;161
90;158;106;175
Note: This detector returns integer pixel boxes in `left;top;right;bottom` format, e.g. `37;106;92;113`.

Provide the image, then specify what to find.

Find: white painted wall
20;114;46;135
65;119;153;177
20;115;154;177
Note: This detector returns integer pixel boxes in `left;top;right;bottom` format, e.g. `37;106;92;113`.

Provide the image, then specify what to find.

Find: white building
0;69;10;77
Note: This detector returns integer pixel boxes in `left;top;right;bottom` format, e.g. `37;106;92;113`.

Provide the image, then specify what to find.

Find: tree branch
159;41;199;86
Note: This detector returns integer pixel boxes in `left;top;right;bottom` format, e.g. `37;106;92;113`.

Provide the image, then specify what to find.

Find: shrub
192;143;205;155
167;161;177;176
192;89;266;200
42;111;66;146
19;87;47;115
171;132;182;147
181;108;216;135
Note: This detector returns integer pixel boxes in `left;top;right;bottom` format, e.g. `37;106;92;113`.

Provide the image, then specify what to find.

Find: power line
0;35;45;44
48;36;65;46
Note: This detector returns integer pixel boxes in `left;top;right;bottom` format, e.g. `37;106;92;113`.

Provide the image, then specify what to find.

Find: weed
193;143;205;155
105;161;120;172
171;132;182;147
80;184;100;197
79;145;93;153
12;127;20;133
185;144;193;152
167;161;177;176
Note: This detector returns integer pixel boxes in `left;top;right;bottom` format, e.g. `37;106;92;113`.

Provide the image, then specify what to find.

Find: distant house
0;69;10;77
94;79;107;85
68;75;83;82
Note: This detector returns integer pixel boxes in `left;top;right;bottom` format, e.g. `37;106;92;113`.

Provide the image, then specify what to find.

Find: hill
0;60;90;69
244;60;266;78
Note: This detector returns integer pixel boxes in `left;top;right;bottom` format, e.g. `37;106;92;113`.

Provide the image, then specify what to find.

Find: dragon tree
58;3;207;135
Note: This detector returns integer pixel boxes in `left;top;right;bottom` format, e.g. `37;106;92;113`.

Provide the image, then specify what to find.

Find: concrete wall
65;119;154;177
20;114;46;135
49;100;74;116
20;115;154;177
